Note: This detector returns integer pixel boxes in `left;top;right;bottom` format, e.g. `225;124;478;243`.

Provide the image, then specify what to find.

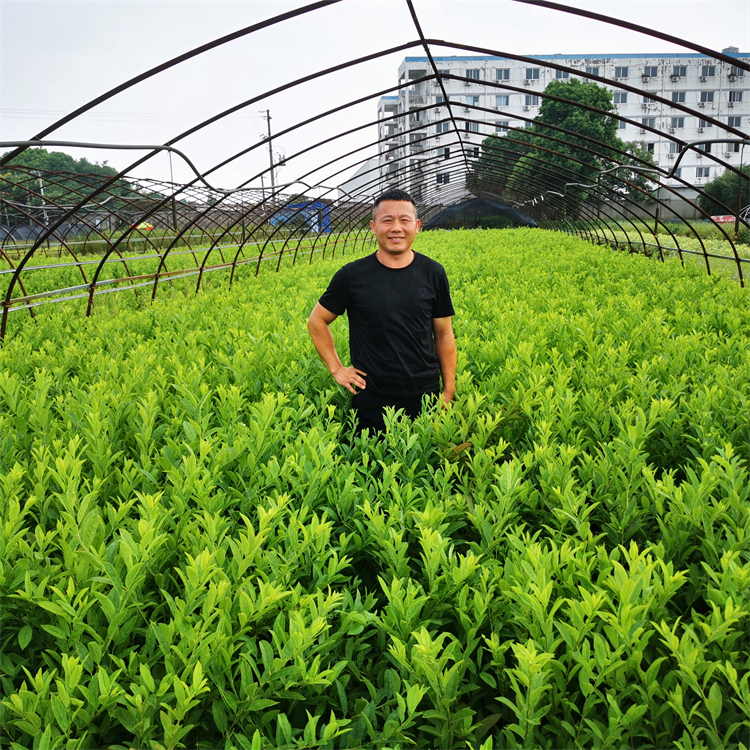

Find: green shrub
1;229;748;749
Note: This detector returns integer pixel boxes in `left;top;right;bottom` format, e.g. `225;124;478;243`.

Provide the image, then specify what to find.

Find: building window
697;143;711;153
671;92;686;103
618;120;626;129
643;95;656;103
438;69;450;76
495;121;510;131
496;68;510;80
525;95;539;106
585;66;599;75
436;122;450;133
470;147;480;158
645;143;655;153
465;121;479;132
700;91;714;103
696;167;711;178
671;117;685;128
439;147;450;159
727;142;741;153
730;66;745;77
525;68;540;80
701;65;716;77
496;95;509;107
730;91;743;102
698;119;712;128
555;69;569;79
673;168;682;179
436;95;445;104
641;117;656;128
728;116;742;127
466;95;479;106
614;92;627;104
672;65;687;77
525;121;533;128
466;69;480;80
643;66;658;77
615;66;629;77
669;142;683;153
437;173;450;185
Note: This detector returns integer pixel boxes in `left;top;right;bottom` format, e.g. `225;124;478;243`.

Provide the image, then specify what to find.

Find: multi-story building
377;50;749;210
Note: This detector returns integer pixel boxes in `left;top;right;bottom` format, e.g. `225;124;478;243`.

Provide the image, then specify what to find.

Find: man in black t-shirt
307;189;456;433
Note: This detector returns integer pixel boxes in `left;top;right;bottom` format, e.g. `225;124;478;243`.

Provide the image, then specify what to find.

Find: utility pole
168;151;178;235
264;109;276;201
36;170;49;227
36;170;51;250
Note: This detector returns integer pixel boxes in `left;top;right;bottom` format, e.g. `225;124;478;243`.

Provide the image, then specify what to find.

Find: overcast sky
1;0;748;193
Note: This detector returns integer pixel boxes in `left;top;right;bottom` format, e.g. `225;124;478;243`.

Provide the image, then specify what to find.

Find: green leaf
212;701;228;734
94;592;116;621
183;420;198;442
706;682;723;721
140;662;155;692
247;698;278;712
277;713;292;746
18;625;32;650
407;684;425;714
51;694;70;733
41;624;67;641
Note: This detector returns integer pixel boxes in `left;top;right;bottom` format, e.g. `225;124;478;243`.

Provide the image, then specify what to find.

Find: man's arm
433;316;456;405
307;303;367;394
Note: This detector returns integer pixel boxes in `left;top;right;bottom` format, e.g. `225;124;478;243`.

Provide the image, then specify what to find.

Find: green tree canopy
1;148;119;177
467;79;657;219
697;164;750;217
0;149;136;228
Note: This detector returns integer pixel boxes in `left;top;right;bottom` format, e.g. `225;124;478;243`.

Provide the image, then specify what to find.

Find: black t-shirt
318;251;454;396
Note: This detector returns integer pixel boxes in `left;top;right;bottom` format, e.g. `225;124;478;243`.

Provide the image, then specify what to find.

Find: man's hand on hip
333;366;367;394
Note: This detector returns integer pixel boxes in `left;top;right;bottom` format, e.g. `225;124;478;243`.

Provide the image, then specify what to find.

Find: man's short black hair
373;189;417;217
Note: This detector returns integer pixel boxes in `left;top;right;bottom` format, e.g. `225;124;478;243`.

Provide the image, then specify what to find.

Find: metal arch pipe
469;122;745;275
0;0;345;168
2;0;748;340
0;170;92;284
404;0;474;188
563;178;648;251
509;0;750;72
123;74;444;298
430;45;747;143
18;167;144;286
0;39;427;332
431;48;747;140
0;247;36;324
505;156;668;258
471;131;647;217
278;181;368;271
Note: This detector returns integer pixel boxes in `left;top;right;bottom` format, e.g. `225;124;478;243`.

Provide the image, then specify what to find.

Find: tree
467;79;657;219
697;164;750;217
0;149;131;228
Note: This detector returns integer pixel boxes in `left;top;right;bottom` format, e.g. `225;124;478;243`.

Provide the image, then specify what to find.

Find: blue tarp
269;200;331;233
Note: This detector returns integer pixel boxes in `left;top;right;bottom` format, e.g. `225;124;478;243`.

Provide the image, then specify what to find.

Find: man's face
370;200;420;255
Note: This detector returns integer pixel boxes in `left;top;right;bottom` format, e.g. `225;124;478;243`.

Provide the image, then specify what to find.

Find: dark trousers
352;389;439;433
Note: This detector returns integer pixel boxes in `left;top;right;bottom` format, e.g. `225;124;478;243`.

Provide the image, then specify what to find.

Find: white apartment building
377;50;749;209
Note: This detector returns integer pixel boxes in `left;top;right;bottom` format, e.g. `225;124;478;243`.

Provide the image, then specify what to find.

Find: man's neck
375;248;415;269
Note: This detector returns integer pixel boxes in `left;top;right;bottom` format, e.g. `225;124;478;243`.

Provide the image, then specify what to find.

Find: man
307;188;456;433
